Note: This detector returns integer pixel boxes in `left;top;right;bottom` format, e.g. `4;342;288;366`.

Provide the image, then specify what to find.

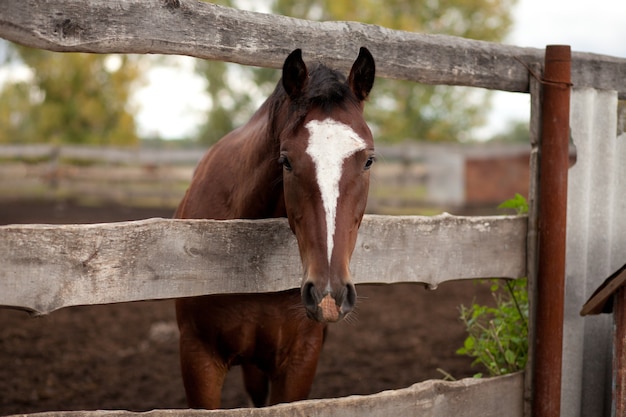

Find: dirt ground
0;200;494;415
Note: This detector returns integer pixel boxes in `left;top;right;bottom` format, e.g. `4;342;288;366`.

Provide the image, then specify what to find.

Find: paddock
1;1;626;416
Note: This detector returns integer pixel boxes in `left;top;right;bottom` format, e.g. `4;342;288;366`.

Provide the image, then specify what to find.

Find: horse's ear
348;47;376;101
282;49;308;99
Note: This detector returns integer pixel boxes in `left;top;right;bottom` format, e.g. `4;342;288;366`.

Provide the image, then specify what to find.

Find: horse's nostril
302;281;320;310
342;283;357;314
346;283;357;306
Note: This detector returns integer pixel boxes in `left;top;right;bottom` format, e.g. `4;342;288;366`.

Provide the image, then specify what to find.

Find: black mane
264;63;361;137
300;64;358;112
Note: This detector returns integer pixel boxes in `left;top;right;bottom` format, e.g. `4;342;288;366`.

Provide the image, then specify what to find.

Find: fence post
532;45;571;417
524;62;542;417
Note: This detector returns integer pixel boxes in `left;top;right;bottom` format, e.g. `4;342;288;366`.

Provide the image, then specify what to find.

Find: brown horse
175;47;375;409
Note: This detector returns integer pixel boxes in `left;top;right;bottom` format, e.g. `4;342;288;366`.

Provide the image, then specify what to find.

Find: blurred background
1;0;623;221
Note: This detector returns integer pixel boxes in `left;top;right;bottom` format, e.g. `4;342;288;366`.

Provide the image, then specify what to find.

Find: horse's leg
269;355;320;405
268;328;325;405
241;363;269;407
178;333;227;409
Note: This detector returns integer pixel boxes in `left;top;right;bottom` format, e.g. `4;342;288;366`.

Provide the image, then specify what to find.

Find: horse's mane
263;63;361;138
297;64;359;113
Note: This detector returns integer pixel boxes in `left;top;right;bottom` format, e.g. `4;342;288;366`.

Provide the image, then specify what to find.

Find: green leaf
497;193;529;215
456;275;528;377
505;349;516;365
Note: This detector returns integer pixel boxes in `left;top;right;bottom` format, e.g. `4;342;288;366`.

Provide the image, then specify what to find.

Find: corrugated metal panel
563;88;626;417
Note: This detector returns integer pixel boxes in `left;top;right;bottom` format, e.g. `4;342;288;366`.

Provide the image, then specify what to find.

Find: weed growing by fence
496;193;528;215
456;194;529;377
457;278;528;377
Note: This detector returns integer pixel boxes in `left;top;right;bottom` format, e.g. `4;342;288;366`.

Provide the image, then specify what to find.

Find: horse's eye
278;155;292;171
364;156;376;170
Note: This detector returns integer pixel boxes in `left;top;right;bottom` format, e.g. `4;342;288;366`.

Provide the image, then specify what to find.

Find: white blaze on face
305;118;366;266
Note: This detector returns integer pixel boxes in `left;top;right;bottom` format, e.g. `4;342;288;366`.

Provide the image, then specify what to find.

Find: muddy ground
0;200;493;415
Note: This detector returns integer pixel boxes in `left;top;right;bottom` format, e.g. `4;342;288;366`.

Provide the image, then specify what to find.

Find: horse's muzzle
301;281;357;323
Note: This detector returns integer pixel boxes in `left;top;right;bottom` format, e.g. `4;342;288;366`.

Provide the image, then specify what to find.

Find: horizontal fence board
4;373;523;417
0;164;193;183
1;0;625;96
0;144;204;165
0;214;526;315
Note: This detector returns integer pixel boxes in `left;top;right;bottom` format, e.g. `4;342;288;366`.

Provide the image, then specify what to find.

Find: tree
196;0;516;144
195;57;277;146
193;0;278;145
0;43;142;145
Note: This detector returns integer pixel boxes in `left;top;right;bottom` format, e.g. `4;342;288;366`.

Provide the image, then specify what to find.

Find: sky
133;57;211;139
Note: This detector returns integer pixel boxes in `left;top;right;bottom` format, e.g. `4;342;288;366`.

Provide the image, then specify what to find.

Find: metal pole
532;45;571;417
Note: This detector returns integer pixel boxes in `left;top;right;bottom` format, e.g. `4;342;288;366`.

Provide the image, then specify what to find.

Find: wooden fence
0;373;523;417
0;145;200;208
0;213;528;417
0;214;527;315
1;0;624;96
2;1;626;416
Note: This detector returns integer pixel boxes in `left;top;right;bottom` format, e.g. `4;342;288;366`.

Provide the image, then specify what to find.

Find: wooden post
614;287;626;416
524;62;542;417
532;45;571;417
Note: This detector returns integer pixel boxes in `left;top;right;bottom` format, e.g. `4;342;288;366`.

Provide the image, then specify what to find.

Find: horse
174;47;376;409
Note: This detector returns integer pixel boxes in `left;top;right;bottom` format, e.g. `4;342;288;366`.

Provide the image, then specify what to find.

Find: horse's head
277;48;375;323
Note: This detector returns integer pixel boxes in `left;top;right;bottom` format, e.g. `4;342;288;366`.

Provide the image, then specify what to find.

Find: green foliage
197;0;517;144
195;58;277;145
456;194;529;377
457;278;528;377
0;43;143;146
497;193;529;215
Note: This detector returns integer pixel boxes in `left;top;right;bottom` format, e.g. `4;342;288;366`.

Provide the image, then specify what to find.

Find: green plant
457;278;528;377
497;192;528;215
456;194;529;377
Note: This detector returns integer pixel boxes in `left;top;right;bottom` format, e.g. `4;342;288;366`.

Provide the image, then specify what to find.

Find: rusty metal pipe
532;45;571;417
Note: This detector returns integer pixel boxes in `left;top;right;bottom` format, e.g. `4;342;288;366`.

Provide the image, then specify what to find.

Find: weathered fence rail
0;144;200;207
0;214;526;315
2;0;625;97
0;144;204;165
2;372;523;417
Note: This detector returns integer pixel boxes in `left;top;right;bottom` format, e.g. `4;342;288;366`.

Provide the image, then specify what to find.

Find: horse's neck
178;98;287;221
229;115;285;219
